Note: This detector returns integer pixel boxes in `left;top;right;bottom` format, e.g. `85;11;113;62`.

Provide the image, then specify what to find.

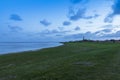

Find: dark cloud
10;14;22;21
8;25;23;32
104;0;120;23
40;19;51;26
63;21;71;26
68;8;86;21
75;26;80;31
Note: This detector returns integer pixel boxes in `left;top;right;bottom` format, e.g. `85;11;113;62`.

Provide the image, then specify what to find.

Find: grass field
0;42;120;80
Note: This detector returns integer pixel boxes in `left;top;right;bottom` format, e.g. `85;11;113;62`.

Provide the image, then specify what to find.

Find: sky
0;0;120;42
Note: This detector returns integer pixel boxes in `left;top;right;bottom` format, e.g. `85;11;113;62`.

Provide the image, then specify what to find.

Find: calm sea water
0;42;62;54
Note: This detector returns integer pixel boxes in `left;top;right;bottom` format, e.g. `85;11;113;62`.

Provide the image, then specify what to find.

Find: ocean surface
0;42;62;55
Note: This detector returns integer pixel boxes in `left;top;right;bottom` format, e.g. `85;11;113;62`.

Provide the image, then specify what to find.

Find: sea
0;42;62;55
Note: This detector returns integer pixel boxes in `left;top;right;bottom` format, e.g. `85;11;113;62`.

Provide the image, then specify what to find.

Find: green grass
0;42;120;80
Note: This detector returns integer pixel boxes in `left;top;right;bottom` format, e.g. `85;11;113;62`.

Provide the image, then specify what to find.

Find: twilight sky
0;0;120;42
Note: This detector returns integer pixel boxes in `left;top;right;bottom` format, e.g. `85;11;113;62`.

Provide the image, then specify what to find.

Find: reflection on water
0;42;62;54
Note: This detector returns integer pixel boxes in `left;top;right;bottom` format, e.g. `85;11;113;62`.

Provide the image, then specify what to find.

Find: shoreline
0;42;63;55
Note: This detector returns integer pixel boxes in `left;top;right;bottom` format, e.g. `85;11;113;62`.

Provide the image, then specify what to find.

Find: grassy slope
0;42;120;80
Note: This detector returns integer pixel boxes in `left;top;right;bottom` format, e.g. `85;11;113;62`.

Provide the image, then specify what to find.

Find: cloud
64;28;119;41
40;19;51;26
104;0;120;23
101;29;112;33
102;24;113;28
104;14;113;23
68;7;99;21
65;33;83;40
101;31;120;39
63;21;71;26
94;29;112;35
87;21;93;24
39;29;71;36
75;26;80;31
10;14;23;21
68;0;92;21
58;27;64;31
64;31;94;41
70;0;88;4
70;0;83;4
84;14;100;19
68;8;86;21
8;25;23;32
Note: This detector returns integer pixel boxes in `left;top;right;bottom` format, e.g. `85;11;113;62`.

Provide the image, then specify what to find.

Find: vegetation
0;42;120;80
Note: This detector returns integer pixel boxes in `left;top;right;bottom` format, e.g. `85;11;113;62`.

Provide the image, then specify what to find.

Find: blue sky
0;0;120;42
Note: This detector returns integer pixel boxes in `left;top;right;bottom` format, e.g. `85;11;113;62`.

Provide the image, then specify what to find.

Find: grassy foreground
0;42;120;80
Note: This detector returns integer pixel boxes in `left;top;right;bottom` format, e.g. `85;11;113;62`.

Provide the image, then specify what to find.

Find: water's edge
0;42;63;55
